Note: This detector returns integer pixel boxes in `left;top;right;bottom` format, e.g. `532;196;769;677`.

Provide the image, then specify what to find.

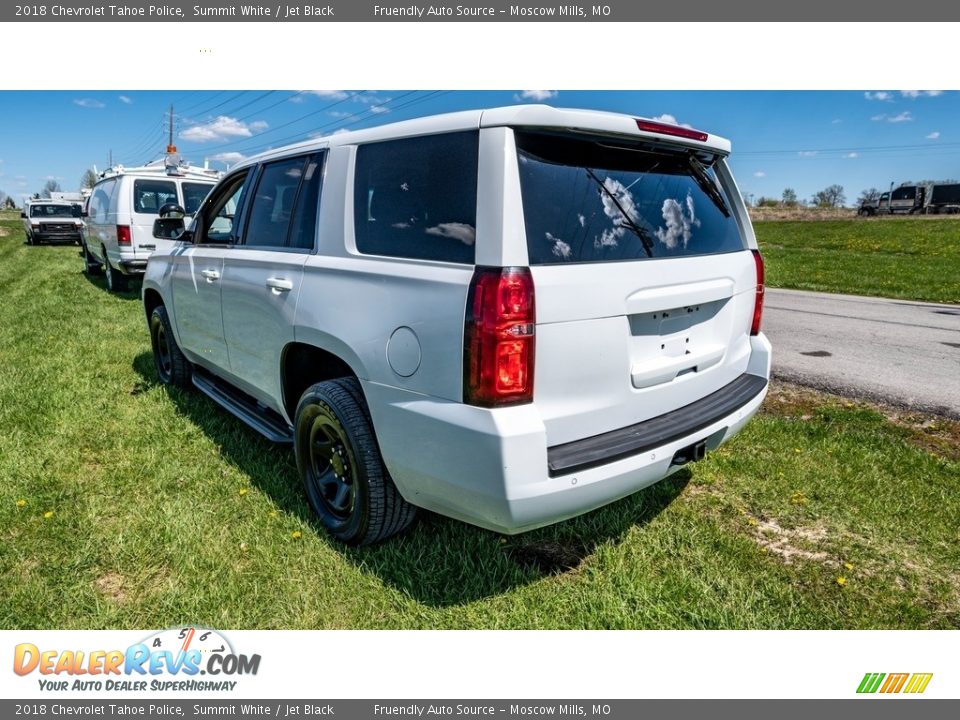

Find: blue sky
0;89;956;205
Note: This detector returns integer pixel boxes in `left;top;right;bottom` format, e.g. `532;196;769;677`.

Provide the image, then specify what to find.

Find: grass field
1;210;958;629
755;216;960;304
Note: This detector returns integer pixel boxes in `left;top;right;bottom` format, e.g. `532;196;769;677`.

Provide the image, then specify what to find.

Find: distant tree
812;184;846;208
39;179;61;198
781;188;798;207
858;188;880;205
80;169;98;189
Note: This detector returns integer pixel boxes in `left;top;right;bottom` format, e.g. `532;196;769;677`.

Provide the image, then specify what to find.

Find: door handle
200;269;220;281
266;277;294;292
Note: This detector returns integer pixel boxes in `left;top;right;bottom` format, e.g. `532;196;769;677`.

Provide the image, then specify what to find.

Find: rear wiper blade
585;168;654;258
687;154;731;217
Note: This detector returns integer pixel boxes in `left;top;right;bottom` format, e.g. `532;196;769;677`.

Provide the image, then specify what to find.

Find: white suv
143;105;771;545
82;160;219;291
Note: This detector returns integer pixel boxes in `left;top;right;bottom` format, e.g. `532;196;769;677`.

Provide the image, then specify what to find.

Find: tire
149;305;191;388
103;247;128;292
82;240;103;275
295;378;416;546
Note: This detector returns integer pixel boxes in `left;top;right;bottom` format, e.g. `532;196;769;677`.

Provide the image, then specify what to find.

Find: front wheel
149;305;191;387
295;378;416;546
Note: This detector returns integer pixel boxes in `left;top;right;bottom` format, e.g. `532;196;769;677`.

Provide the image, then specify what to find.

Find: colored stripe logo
857;673;933;694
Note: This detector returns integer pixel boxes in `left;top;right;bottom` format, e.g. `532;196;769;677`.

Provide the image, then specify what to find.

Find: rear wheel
82;240;103;275
103;247;127;292
149;305;191;387
295;378;416;546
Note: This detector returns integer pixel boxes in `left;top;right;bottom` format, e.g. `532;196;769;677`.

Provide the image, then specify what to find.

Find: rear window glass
354;131;478;264
133;179;178;215
182;182;214;215
515;131;746;265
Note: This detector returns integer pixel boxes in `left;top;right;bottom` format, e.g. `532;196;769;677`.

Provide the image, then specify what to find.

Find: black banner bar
3;1;955;22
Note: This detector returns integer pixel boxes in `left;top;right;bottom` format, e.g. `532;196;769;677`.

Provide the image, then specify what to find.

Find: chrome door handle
266;278;293;292
200;269;220;281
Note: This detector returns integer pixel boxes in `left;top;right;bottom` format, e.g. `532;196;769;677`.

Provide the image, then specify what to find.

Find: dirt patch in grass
95;572;127;603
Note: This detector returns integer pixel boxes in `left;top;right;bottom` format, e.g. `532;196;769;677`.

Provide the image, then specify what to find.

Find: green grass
755;217;960;304
0;209;958;629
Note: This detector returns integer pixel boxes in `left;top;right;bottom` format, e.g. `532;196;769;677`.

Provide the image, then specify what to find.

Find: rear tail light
117;225;132;247
464;267;536;407
750;249;764;336
636;119;708;143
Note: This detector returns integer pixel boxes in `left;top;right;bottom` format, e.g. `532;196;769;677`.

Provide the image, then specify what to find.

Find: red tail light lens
117;225;132;246
464;267;536;407
636;119;708;143
751;249;764;336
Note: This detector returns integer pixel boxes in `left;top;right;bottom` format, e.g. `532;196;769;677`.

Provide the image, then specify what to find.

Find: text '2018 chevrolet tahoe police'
143;106;772;545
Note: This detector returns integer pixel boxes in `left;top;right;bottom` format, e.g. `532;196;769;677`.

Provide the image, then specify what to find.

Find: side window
243;157;308;249
353;131;478;264
133;180;178;215
198;171;250;245
288;154;324;251
181;182;214;215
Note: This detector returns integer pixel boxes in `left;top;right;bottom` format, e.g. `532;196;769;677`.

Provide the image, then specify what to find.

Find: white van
144;105;771;545
82;159;220;291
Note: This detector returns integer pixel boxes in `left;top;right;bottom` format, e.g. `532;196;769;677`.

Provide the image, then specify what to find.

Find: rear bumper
365;333;772;534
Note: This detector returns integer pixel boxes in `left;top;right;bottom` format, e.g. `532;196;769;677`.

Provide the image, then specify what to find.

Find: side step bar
192;369;294;444
547;373;767;477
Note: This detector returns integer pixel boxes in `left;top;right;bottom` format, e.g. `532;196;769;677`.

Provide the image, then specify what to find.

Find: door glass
243;157;307;248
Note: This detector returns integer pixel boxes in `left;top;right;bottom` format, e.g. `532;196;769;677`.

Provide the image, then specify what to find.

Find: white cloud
753;171;766;178
901;90;943;98
425;222;476;246
514;90;558;102
180;116;269;142
655;193;700;249
118;95;133;104
74;98;104;109
864;91;893;101
208;152;246;165
649;113;693;129
926;131;940;140
887;111;913;123
843;152;859;159
798;151;819;157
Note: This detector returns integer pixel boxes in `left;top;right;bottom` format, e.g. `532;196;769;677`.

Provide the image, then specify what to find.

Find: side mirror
153;203;189;240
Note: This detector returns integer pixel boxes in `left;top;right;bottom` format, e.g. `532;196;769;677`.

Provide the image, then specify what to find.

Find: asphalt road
763;288;960;418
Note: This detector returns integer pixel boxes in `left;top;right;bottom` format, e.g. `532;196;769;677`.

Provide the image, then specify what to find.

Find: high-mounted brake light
464;267;536;407
636;119;708;143
750;249;765;336
117;225;132;246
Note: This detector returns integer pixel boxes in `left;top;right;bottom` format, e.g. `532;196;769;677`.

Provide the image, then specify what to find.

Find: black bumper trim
547;373;768;477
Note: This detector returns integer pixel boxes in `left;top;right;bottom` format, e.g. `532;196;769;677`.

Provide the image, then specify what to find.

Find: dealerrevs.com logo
857;673;933;695
13;627;261;692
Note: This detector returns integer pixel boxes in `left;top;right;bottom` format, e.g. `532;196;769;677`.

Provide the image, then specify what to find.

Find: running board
192;370;294;444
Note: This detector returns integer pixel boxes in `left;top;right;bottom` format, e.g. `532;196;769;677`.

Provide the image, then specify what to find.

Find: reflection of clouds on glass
655;192;700;249
426;222;476;246
545;232;571;259
593;176;640;250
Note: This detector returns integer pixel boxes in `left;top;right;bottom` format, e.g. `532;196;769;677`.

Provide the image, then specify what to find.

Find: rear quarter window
353;130;479;264
515;131;746;265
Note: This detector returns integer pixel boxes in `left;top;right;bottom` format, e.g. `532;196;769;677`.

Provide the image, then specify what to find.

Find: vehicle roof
236;104;733;170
